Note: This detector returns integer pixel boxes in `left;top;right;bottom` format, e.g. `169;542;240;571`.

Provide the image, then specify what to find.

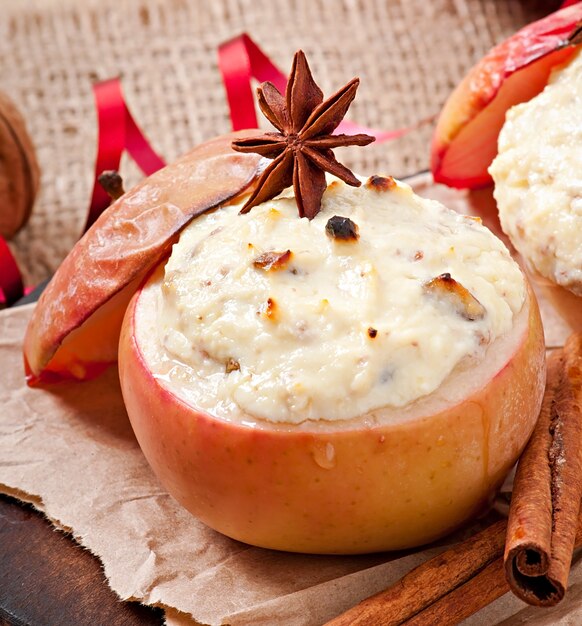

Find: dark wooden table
0;495;164;626
0;285;164;626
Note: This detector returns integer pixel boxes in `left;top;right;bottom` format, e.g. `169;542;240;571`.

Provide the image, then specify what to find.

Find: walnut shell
0;92;40;239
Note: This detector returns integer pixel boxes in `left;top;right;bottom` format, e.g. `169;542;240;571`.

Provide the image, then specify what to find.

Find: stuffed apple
118;173;545;553
26;52;546;555
432;4;582;331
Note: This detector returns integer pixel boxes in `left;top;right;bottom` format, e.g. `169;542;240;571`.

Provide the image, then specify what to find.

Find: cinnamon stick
505;333;582;606
325;520;507;626
326;515;582;626
402;556;509;625
405;522;582;625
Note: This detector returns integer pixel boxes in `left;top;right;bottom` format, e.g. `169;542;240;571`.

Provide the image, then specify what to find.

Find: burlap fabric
1;0;560;285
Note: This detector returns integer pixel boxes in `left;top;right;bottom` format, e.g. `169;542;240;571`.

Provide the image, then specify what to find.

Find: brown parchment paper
0;176;578;626
2;303;579;626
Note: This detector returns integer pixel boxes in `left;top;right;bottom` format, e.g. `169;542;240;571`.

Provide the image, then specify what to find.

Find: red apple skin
431;4;582;189
23;132;261;385
119;269;546;554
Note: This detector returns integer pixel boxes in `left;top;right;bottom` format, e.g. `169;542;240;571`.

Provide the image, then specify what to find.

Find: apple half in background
118;262;546;554
431;3;582;189
23;132;261;385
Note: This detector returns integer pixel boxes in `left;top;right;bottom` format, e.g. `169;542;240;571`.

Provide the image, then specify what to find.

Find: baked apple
431;3;582;189
489;48;582;332
26;50;546;555
118;176;545;554
432;5;582;331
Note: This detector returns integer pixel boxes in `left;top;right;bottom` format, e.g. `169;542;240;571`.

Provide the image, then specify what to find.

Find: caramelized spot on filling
365;175;396;191
258;297;278;321
253;250;292;271
424;273;486;321
225;358;240;373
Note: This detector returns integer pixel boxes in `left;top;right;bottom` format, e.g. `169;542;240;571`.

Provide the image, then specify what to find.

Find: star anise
231;51;375;219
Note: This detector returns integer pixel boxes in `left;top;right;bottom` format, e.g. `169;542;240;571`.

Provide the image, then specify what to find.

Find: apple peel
23;131;261;384
431;4;582;189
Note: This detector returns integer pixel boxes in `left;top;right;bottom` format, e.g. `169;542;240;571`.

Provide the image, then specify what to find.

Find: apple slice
118;262;545;553
23;132;261;384
431;4;582;189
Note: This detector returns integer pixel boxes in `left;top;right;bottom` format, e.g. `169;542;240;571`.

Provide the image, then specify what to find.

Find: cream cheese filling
490;48;582;295
156;177;525;424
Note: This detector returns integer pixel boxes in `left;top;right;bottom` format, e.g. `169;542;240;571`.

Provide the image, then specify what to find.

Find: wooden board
0;494;163;626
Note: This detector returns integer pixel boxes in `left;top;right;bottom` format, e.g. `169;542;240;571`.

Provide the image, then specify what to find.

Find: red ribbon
86;78;166;231
218;33;433;142
0;236;24;306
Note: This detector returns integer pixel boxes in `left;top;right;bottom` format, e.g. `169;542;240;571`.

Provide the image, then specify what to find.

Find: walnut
0;91;40;238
